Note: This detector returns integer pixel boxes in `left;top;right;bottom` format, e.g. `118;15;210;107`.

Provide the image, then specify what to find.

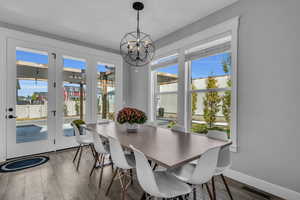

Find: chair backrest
91;131;107;154
207;130;231;168
130;145;161;197
108;136;132;169
71;122;81;142
189;146;220;185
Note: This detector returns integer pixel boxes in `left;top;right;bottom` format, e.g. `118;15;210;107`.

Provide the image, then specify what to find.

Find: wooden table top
85;123;231;169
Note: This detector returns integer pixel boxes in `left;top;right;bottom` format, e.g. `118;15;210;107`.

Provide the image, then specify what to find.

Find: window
96;64;116;120
151;55;178;128
188;52;232;138
149;17;239;151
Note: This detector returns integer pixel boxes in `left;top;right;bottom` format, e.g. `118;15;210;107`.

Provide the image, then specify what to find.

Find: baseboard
224;169;300;200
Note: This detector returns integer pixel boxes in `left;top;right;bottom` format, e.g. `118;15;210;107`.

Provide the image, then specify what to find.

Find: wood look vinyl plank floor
0;148;285;200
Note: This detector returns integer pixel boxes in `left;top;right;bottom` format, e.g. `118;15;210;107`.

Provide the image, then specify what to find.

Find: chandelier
120;2;155;67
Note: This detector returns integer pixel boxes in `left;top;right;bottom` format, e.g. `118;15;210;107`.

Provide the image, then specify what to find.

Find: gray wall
128;0;300;193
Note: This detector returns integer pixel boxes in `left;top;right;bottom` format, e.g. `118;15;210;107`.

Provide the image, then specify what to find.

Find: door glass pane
16;48;48;143
190;53;231;90
62;56;86;137
96;64;115;121
190;91;230;137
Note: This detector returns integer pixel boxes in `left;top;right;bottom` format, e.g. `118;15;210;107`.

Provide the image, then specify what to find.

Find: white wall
128;0;300;196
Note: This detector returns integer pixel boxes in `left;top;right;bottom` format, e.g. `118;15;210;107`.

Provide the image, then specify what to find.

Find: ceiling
0;0;238;52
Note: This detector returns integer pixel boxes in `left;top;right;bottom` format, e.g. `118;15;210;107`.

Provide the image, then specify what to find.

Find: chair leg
205;183;213;200
212;176;216;200
73;146;80;162
129;169;133;185
193;187;197;200
89;144;95;158
221;174;234;200
90;152;100;176
106;168;119;196
109;155;114;172
76;145;83;171
98;154;105;188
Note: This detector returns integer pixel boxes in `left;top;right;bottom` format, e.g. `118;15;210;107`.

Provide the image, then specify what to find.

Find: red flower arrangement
117;107;147;125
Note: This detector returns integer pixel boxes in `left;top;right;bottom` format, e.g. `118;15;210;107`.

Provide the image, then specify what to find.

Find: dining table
84;122;231;169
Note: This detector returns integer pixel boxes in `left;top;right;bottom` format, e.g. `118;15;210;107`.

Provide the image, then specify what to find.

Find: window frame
149;17;239;152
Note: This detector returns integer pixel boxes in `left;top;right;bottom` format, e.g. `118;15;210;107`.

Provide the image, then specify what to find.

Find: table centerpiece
116;107;147;133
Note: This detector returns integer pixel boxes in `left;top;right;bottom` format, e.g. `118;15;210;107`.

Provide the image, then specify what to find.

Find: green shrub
191;124;230;137
72;119;85;130
191;124;208;134
167;121;176;128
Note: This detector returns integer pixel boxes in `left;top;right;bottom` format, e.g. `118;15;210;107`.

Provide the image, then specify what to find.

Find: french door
5;38;117;159
6;39;56;158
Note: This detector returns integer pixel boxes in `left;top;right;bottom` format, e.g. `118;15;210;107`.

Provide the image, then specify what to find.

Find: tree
75;99;80;116
31;93;39;101
191;84;198;115
203;77;221;128
64;104;68;116
221;56;232;126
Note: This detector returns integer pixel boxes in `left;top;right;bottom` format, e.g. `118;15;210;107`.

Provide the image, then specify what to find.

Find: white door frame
6;38;56;158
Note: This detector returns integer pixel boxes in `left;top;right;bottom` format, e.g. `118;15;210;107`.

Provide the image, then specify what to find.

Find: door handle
7;115;17;119
51;110;56;116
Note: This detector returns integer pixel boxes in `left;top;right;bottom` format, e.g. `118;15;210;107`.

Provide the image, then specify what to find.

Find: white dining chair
169;146;221;200
207;130;233;200
130;145;192;199
89;130;112;188
71;122;94;171
105;136;135;199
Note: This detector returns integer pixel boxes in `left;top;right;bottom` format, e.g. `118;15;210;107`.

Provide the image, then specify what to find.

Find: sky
17;50;230;97
157;52;231;79
16;50;107;97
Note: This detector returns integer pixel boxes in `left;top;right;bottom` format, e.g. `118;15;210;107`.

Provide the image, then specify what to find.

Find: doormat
0;156;49;173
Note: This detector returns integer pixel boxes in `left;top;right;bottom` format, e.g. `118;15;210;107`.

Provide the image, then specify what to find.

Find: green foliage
191;84;198;115
75;100;80;115
191;124;208;134
222;55;231;73
191;123;230;137
222;81;231;124
221;56;232;129
72;119;85;130
64;104;68;116
31;93;39;101
117;107;147;124
167;121;176;128
203;77;221;128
